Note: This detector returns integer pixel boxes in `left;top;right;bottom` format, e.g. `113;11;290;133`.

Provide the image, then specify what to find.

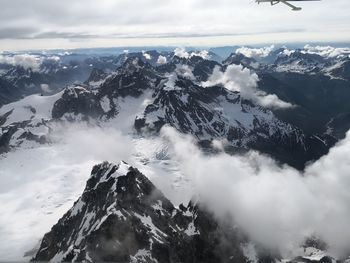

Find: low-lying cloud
236;45;275;59
142;51;151;60
202;64;293;109
0;123;134;261
1;114;350;260
0;54;42;71
303;45;350;59
163;64;196;91
161;126;350;258
174;47;210;60
156;55;167;64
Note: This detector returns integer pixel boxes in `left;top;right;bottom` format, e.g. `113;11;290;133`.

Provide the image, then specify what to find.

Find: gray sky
0;0;349;51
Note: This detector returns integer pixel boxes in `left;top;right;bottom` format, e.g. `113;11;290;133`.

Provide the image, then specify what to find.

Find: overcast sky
0;0;349;51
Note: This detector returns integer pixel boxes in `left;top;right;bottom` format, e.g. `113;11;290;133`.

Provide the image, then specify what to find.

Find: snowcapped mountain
266;47;350;80
32;161;345;263
1;46;350;262
0;51;336;169
32;161;271;262
0;52;126;107
223;53;260;70
229;46;350;138
0;92;62;153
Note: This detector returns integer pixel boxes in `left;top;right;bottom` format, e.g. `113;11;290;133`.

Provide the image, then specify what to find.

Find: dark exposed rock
86;68;108;84
33;161;276;263
134;76;334;170
52;85;104;120
223;53;258;69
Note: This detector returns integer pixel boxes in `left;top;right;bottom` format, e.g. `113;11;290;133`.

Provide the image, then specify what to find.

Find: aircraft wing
280;0;321;11
256;0;321;11
280;0;302;10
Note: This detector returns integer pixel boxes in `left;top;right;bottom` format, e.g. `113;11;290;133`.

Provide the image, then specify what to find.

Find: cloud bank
0;123;134;261
161;126;350;258
156;55;167;64
303;45;350;58
174;47;210;60
236;45;275;59
0;54;42;71
1;107;350;260
202;64;293;109
163;64;196;91
0;0;350;50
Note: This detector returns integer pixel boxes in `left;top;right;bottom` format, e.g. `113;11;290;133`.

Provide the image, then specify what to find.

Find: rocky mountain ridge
0;52;337;169
33;161;346;263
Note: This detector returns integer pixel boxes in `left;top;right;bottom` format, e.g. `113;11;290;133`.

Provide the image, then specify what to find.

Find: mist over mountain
1;44;350;262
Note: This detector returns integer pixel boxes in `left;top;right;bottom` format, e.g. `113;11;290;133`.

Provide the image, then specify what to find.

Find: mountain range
1;45;350;262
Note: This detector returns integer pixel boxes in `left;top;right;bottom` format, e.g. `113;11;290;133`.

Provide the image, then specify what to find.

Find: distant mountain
209;46;241;60
0;51;338;169
252;48;350;138
0;53;124;107
1;46;350;262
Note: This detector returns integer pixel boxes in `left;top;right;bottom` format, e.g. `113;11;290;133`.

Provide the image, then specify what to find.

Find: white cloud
0;54;42;71
236;45;275;59
202;64;293;109
191;50;211;60
1;0;350;50
254;92;294;109
163;73;180;91
163;64;196;91
47;55;60;62
203;64;259;92
174;47;210;60
174;47;190;59
160;126;350;258
280;47;295;56
303;45;350;58
0;90;349;261
142;51;151;60
40;84;51;93
156;55;167;64
175;64;195;80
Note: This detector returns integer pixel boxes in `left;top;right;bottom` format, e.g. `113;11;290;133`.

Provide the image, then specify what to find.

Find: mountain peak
32;161;178;262
32;161;263;263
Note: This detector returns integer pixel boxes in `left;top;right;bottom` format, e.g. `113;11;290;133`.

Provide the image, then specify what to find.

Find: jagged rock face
52;58;163;120
33;161;272;263
157;55;221;82
223;53;259;69
0;77;21;107
86;68;108;84
0;50;341;168
135;77;332;169
136;78;223;136
52;85;104;120
329;58;350;81
0;53;125;107
273;51;328;73
257;70;350;137
98;57;161;99
33;161;345;263
0;90;59;152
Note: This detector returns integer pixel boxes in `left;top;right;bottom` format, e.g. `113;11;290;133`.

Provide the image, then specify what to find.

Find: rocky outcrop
33;161;274;263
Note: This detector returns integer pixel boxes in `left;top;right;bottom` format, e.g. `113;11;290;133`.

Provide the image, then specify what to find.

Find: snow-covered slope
32;161;348;263
1;46;350;261
0;92;62;152
1;52;335;169
32;161;266;263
